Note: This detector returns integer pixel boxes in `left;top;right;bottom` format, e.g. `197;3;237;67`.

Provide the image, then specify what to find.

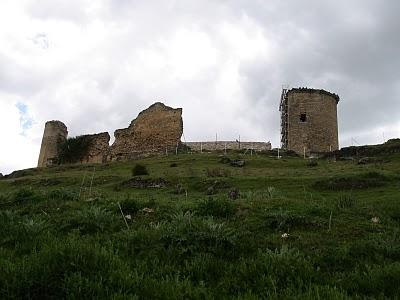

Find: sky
1;0;400;174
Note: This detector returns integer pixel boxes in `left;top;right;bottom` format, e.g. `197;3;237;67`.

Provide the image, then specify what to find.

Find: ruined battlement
288;88;340;103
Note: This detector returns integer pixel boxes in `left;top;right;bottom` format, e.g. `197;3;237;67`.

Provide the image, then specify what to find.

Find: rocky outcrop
110;102;183;160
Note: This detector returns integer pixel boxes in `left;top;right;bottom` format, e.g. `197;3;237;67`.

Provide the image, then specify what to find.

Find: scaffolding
279;88;289;149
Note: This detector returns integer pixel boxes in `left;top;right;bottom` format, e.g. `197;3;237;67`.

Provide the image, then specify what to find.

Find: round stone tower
280;88;339;155
37;120;68;167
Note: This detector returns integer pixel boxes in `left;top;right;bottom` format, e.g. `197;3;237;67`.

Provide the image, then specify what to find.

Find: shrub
132;164;149;176
170;162;178;168
227;188;240;200
219;156;232;164
58;136;92;164
306;159;318;167
120;198;140;214
313;172;388;190
13;188;40;203
265;210;318;231
205;168;230;178
196;197;236;218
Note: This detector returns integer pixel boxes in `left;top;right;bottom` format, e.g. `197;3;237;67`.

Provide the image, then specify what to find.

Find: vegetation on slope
0;151;399;299
58;136;92;164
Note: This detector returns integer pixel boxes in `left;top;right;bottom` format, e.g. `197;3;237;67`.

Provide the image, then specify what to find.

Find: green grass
0;152;400;299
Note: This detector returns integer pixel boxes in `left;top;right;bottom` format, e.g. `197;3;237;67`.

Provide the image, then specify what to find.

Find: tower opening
300;113;307;122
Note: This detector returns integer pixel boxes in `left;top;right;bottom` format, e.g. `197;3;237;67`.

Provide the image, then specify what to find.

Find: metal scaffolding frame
279;88;289;149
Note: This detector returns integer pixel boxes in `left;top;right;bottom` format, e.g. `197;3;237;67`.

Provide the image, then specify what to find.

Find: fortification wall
287;88;339;154
81;132;111;164
38;102;184;166
110;102;183;160
185;141;271;152
37;121;68;167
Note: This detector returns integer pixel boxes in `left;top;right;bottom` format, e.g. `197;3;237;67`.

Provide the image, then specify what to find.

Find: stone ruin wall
110;102;183;161
287;88;339;155
37;103;184;167
80;132;111;164
185;141;271;152
38;102;275;168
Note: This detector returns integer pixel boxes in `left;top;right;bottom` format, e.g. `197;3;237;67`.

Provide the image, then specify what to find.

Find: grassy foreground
0;151;399;299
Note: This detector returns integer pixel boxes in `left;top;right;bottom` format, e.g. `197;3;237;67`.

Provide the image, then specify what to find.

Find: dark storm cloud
233;0;400;144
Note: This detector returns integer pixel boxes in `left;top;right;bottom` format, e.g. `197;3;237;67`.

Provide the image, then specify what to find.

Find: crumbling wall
37;121;68;167
110;102;183;160
81;132;110;164
185;141;271;152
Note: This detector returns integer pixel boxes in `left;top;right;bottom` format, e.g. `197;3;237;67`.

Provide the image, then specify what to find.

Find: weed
120;198;140;214
62;206;120;234
306;159;318;167
205;168;231;177
336;194;356;209
196;197;236;218
13;188;41;203
47;188;78;201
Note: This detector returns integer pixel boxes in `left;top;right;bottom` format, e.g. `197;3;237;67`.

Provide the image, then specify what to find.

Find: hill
1;150;400;299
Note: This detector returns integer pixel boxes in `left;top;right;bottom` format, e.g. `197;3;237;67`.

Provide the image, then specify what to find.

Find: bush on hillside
58;136;92;164
131;164;149;176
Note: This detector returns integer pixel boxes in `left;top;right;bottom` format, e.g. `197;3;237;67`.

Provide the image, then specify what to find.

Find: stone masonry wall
287;88;339;155
110;102;183;160
185;141;271;152
37;121;68;167
81;132;110;164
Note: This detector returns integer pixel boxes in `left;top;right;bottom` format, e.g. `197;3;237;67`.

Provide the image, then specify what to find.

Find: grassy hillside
0;151;400;299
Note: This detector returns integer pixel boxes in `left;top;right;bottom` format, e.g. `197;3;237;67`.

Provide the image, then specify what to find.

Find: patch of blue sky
16;101;34;135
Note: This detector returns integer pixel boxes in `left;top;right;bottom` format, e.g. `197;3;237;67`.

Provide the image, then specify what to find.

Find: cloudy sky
1;0;399;174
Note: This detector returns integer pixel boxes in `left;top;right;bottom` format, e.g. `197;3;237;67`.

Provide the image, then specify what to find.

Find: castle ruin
37;102;183;167
38;88;340;168
280;87;339;155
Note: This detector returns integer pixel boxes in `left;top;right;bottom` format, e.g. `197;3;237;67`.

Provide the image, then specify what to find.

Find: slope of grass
0;152;399;299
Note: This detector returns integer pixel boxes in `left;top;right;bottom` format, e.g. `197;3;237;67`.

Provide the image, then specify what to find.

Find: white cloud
0;97;40;174
0;0;400;173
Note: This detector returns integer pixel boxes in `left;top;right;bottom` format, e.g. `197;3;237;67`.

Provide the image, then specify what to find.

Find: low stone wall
184;141;271;152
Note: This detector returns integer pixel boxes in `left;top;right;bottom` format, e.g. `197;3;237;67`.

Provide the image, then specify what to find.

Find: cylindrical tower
281;88;339;155
37;120;68;167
